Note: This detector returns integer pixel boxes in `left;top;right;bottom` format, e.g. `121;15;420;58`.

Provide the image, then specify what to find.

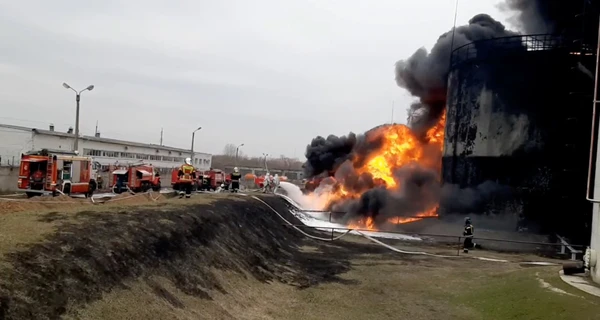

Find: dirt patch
104;192;166;205
0;196;353;320
0;195;87;215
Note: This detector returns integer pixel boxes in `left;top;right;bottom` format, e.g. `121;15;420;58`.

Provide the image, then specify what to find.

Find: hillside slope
0;195;352;319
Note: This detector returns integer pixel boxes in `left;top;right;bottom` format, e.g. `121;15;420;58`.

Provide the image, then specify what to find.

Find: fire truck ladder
45;157;54;189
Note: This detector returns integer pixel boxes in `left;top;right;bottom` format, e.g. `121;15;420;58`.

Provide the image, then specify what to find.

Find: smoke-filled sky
0;1;515;157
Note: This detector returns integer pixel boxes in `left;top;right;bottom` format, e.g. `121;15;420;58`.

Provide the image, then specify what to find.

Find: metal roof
0;123;210;156
0;123;33;131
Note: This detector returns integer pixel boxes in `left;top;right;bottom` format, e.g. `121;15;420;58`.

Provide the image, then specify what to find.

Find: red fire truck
112;164;161;193
17;149;100;198
199;169;227;191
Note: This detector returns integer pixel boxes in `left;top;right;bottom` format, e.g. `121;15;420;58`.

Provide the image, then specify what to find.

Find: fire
315;112;446;231
348;217;376;231
387;206;439;225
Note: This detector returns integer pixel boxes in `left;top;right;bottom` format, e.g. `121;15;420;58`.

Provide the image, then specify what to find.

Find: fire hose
0;190;161;204
250;195;562;265
249;195;353;241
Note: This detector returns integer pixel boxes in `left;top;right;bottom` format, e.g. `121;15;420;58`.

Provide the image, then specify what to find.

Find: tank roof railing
449;34;587;69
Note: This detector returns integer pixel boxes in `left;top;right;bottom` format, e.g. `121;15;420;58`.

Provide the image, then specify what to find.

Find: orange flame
320;112;446;231
387;205;439;225
348;217;376;231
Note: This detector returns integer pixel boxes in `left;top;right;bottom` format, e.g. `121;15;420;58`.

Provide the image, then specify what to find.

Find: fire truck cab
199;169;227;191
18;149;99;198
112;164;161;194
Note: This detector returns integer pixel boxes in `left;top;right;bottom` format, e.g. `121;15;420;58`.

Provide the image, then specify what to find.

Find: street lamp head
86;85;95;91
240;143;245;147
195;126;202;132
62;83;71;89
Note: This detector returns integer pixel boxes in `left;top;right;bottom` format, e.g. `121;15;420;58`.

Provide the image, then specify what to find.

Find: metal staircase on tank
561;0;597;236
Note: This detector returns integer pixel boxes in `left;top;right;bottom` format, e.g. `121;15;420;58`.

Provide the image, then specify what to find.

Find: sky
0;0;511;158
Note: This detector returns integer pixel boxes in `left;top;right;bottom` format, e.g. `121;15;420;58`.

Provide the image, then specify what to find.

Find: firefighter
463;217;475;253
178;158;196;198
262;172;271;193
230;167;242;193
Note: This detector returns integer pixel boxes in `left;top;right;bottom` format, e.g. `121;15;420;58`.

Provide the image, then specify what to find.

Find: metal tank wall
442;36;594;242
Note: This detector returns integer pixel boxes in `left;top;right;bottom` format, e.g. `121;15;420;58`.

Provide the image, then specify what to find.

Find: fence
282;222;586;259
285;208;586;260
450;34;573;69
0;155;18;167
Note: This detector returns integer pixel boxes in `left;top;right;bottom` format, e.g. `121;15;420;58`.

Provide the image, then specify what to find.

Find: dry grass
0;192;236;259
1;194;599;319
65;241;600;320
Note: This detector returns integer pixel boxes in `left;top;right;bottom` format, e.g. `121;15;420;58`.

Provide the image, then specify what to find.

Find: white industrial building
0;123;212;170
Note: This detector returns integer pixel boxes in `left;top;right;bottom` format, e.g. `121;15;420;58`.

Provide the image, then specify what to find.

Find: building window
83;149;102;157
102;151;120;158
84;147;199;163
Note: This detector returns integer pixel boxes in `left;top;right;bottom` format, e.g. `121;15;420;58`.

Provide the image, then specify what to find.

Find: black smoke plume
303;133;357;178
328;163;511;223
302;3;580;223
395;14;518;133
303;127;390;178
499;0;594;35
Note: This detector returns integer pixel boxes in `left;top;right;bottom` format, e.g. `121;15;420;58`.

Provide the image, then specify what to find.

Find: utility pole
235;143;244;166
262;153;269;172
95;120;98;136
160;128;163;146
62;83;94;153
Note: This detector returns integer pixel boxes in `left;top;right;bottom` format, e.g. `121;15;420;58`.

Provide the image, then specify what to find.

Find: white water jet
277;181;330;210
276;181;422;241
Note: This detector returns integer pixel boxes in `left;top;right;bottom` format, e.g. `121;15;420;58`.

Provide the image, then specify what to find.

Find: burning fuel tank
442;34;595;242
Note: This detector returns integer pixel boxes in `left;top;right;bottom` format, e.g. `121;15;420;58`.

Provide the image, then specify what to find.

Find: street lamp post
190;127;202;164
235;143;244;166
62;83;94;153
262;153;269;172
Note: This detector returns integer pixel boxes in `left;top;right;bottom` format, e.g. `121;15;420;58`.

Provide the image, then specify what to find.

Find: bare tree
212;145;305;172
222;143;237;157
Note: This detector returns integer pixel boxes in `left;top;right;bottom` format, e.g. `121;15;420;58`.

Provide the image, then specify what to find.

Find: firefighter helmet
185;158;192;165
234;167;239;173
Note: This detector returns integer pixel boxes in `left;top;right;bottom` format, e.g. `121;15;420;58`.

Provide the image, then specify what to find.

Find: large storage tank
442;34;595;241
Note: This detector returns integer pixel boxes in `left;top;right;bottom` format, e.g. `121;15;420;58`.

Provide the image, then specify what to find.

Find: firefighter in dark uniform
230;167;242;192
178;158;196;198
463;217;475;253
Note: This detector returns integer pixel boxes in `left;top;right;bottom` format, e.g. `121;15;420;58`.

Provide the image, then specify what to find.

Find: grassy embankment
0;193;598;319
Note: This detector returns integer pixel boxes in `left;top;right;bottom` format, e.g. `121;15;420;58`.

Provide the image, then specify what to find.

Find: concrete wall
0;166;19;193
0;127;33;166
221;165;304;181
